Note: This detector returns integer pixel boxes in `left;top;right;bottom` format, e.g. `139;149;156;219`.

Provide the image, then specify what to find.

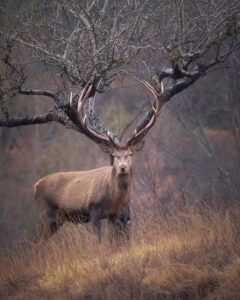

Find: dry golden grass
1;206;240;299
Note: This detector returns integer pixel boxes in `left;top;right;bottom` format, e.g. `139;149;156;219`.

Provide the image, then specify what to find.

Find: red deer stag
34;81;164;241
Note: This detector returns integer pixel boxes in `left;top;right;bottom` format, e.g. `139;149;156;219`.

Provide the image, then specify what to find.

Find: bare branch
19;88;58;101
0;104;86;132
0;110;57;127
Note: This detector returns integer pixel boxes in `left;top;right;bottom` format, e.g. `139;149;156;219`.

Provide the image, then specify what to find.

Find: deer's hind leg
35;207;66;242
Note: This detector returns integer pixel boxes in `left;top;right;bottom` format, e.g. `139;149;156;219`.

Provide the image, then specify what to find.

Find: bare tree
0;0;239;126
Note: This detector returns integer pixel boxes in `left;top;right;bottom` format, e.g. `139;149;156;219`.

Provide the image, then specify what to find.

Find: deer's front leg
108;206;131;242
90;209;102;242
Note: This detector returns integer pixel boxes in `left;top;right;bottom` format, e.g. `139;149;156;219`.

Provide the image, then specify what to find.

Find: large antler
70;84;117;147
124;80;165;146
70;81;164;149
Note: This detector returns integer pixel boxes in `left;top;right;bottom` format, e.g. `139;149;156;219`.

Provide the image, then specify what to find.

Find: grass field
1;206;240;299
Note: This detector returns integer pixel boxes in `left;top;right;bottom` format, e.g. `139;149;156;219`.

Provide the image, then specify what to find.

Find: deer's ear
99;143;114;154
131;141;145;153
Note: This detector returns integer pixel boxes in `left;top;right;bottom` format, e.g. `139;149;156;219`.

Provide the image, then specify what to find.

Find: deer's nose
120;165;127;172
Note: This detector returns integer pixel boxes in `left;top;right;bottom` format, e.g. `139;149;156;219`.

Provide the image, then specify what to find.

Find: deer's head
70;81;164;177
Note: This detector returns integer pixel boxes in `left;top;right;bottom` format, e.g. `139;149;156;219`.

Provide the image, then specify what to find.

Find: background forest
0;0;240;299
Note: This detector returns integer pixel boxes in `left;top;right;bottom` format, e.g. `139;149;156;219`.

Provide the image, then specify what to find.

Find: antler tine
125;80;164;146
142;80;159;97
77;84;92;112
70;84;116;145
